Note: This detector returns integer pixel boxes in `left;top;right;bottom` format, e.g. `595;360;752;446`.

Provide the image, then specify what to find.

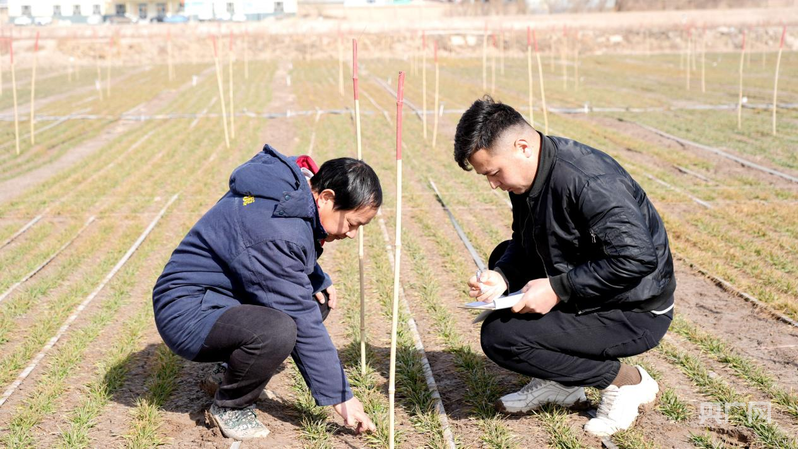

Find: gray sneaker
209;403;271;440
200;363;275;401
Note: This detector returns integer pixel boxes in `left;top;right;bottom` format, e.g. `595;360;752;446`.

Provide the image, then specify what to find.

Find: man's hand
511;278;560;314
467;270;507;303
333;396;376;434
314;285;338;309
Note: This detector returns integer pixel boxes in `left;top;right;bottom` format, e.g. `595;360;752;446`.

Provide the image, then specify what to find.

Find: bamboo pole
534;30;548;134
482;23;487;92
95;32;103;101
561;25;567;90
388;70;405;449
338;33;344;96
0;30;4;97
573;34;579;91
167;30;174;82
229;31;235;140
352;39;367;377
686;28;691;91
30;31;39;145
490;34;496;95
106;36;112;98
701;25;706;93
11;35;20;156
737;29;746;130
500;30;505;76
527;27;534;126
244;28;249;80
212;36;230;149
432;42;440;148
772;26;786;136
422;31;427;140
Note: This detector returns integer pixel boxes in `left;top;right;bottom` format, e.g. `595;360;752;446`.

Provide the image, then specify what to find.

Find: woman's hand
511;278;560;314
314;285;338;309
333;396;376;434
467;270;507;303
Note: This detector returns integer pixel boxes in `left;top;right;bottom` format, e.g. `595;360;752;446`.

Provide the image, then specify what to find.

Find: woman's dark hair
310;158;383;211
453;95;530;171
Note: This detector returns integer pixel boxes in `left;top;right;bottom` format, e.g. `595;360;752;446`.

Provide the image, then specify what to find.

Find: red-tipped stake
30;31;39;145
229;30;235;140
772;25;786;135
422;31;427;140
432;41;440;148
561;25;567;90
211;36;231;149
527;26;534;125
352;38;367;377
1;29;4;97
737;29;746;130
686;27;692;91
533;29;548;134
701;24;706;93
388;71;405;449
10;34;19;156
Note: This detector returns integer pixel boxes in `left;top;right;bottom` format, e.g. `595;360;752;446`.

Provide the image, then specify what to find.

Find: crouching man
454;97;675;437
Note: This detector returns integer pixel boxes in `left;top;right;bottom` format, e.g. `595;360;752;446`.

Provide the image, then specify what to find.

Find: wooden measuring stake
432;42;440;148
388;70;405;449
737;29;746;130
686;27;692;91
534;30;548;134
1;30;4;97
352;38;367;377
95;31;103;101
167;29;174;82
244;28;249;80
422;31;427;140
561;25;567;90
500;30;505;76
107;36;112;98
772;26;786;135
30;31;39;145
701;25;706;93
482;23;487;92
573;33;579;91
11;35;20;156
229;31;235;140
527;27;534;125
212;36;230;149
338;32;344;96
490;34;496;95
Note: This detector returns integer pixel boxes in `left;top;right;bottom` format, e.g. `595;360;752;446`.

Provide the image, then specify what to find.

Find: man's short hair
453;96;530;171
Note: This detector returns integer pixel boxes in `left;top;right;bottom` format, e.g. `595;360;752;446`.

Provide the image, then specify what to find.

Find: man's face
468;137;538;195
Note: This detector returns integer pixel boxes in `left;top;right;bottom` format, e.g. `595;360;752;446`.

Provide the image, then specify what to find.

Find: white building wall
8;0;106;17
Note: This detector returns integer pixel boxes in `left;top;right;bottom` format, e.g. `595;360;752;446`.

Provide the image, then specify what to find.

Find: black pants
481;241;672;389
193;294;331;408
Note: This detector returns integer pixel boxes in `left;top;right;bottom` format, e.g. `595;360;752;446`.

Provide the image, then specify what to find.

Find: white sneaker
584;366;658;437
495;378;587;414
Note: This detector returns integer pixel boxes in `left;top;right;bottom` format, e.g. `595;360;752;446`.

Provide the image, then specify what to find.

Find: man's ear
515;137;533;158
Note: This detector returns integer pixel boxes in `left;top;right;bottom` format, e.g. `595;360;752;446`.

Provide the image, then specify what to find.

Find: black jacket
494;132;675;314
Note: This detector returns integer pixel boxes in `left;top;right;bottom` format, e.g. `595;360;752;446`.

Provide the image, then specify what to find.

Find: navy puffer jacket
153;145;351;406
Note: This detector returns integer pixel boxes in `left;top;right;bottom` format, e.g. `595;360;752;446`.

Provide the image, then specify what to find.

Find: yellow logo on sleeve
243;196;255;206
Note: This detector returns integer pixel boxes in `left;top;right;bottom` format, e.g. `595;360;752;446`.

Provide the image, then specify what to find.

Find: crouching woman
152;145;380;440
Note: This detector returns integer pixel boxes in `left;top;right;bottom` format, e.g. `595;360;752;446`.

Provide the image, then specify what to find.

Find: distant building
7;0;107;22
183;0;297;20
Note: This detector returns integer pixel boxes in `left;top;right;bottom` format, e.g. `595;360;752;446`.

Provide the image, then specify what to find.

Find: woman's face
315;189;378;242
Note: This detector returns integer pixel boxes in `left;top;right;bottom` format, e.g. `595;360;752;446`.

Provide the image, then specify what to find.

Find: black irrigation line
428;178;486;271
625;119;798;185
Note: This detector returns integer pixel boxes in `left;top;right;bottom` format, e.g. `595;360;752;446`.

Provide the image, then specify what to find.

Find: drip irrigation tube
428;178;486;271
0;194;179;409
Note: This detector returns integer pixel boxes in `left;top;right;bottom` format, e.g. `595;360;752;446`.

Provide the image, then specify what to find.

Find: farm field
0;6;797;449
